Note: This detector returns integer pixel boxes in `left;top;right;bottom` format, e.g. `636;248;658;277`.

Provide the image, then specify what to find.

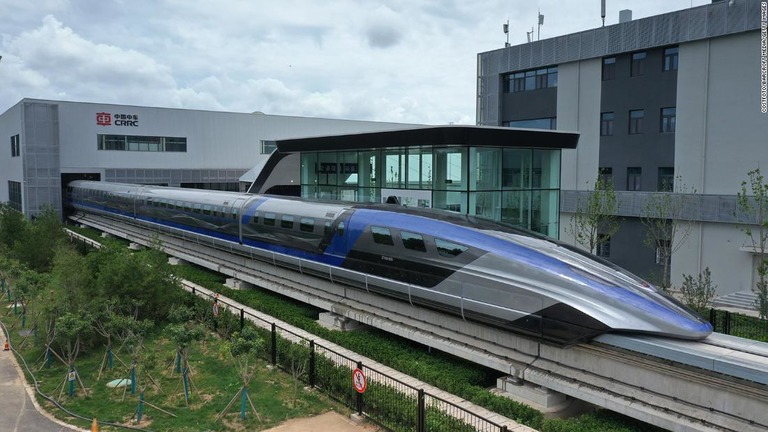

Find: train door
230;198;247;243
323;210;354;259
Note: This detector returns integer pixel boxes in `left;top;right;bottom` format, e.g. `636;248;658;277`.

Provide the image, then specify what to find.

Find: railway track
69;213;768;431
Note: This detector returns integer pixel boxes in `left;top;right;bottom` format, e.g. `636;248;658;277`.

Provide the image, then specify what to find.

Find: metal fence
709;308;768;341
190;286;511;432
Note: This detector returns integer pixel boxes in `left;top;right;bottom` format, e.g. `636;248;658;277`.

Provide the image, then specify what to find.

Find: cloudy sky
0;0;710;124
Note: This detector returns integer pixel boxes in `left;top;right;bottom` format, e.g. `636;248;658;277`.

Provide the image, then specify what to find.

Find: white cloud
0;0;712;124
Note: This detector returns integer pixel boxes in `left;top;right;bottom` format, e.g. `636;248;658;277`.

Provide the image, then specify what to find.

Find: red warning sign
352;368;367;393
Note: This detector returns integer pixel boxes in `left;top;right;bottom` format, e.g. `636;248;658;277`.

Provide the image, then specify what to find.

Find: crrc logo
96;112;139;127
96;112;112;126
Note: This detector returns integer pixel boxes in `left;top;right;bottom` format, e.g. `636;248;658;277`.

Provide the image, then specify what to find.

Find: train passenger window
371;226;394;246
185;203;192;212
232;207;238;220
264;212;275;226
193;204;201;213
337;221;345;236
300;217;314;232
324;221;333;235
202;205;211;216
435;239;468;257
250;211;259;224
281;215;294;229
401;231;427;252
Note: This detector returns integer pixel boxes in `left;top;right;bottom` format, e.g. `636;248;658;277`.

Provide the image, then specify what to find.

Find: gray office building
477;0;768;300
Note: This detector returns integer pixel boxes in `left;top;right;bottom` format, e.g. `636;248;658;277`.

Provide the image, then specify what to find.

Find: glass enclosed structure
272;126;578;239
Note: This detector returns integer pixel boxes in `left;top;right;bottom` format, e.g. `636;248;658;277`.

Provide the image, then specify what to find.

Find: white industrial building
0;99;415;217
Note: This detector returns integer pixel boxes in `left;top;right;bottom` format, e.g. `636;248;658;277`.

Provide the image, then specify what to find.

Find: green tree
0;202;27;251
568;171;620;254
680;267;717;312
736;168;768;319
640;178;696;289
12;205;66;272
52;311;94;399
217;325;264;421
166;304;205;405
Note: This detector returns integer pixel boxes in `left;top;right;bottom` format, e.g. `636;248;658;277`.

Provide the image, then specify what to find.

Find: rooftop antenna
601;0;606;27
503;19;510;47
537;10;544;40
526;27;534;43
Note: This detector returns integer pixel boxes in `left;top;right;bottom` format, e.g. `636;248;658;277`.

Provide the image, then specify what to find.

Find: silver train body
67;180;712;346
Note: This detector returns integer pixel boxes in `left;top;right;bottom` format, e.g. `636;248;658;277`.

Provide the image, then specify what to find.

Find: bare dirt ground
261;411;381;432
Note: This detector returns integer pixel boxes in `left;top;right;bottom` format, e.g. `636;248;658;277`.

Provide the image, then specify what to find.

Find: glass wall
299;146;561;238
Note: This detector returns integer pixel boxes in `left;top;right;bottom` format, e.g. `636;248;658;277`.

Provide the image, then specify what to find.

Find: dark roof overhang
275;125;578;153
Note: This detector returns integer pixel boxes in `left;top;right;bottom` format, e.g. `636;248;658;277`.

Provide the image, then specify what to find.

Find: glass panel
371;226;394;245
406;147;434;190
263;212;276;226
301;153;318;187
433;147;465;191
502;190;531;229
281;215;294;229
338;151;358;186
317;152;338;186
470;191;501;220
433;191;466;213
470;147;501;191
502;149;532;189
532;150;560;189
300;217;314;232
531;190;559;237
384;150;405;188
401;231;427;252
435;239;468;257
338;187;357;202
358;150;379;188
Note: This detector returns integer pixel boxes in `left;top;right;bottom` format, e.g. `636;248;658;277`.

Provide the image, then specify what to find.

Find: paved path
0;330;85;432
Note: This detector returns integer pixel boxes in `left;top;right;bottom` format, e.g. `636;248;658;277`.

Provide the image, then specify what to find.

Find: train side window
401;231;426;252
264;212;275;226
281;215;294;229
300;217;315;232
193;203;201;214
250;211;259;224
185;203;192;212
202;205;211;216
371;226;394;246
436;238;468;257
325;221;333;235
232;207;239;220
337;221;345;237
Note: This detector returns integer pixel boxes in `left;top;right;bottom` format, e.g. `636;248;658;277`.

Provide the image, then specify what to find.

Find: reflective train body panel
67;181;712;346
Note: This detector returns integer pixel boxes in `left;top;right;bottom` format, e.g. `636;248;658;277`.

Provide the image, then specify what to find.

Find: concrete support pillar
128;242;143;251
495;376;591;418
168;257;188;266
225;278;255;290
100;232;112;238
318;312;363;332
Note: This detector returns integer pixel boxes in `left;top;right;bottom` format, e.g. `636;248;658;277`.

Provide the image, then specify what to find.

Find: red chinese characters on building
96;112;112;126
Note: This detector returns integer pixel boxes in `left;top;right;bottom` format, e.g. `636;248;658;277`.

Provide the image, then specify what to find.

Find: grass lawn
5;321;347;432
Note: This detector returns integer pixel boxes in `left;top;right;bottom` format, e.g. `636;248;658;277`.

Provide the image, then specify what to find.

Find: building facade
477;0;767;298
0;99;413;218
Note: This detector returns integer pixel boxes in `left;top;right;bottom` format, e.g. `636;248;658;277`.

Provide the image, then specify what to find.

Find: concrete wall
672;30;767;293
0;102;24;204
556;58;602;246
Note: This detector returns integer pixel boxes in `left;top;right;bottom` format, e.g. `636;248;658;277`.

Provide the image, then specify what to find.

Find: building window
663;47;679;72
596;236;611;258
97;135;187;152
627;167;642;191
658;167;674;192
8;181;21;212
503;117;557;130
10;134;20;157
599;167;613;185
504;66;557;93
631;52;647;77
600;112;614;136
628;109;645;134
261;140;277;154
602;57;616;80
660;107;676;133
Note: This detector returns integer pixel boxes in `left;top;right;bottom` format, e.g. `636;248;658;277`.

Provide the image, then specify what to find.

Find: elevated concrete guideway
69;214;768;432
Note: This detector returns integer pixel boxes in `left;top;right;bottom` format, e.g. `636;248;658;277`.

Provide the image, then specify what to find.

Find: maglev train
66;180;712;346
